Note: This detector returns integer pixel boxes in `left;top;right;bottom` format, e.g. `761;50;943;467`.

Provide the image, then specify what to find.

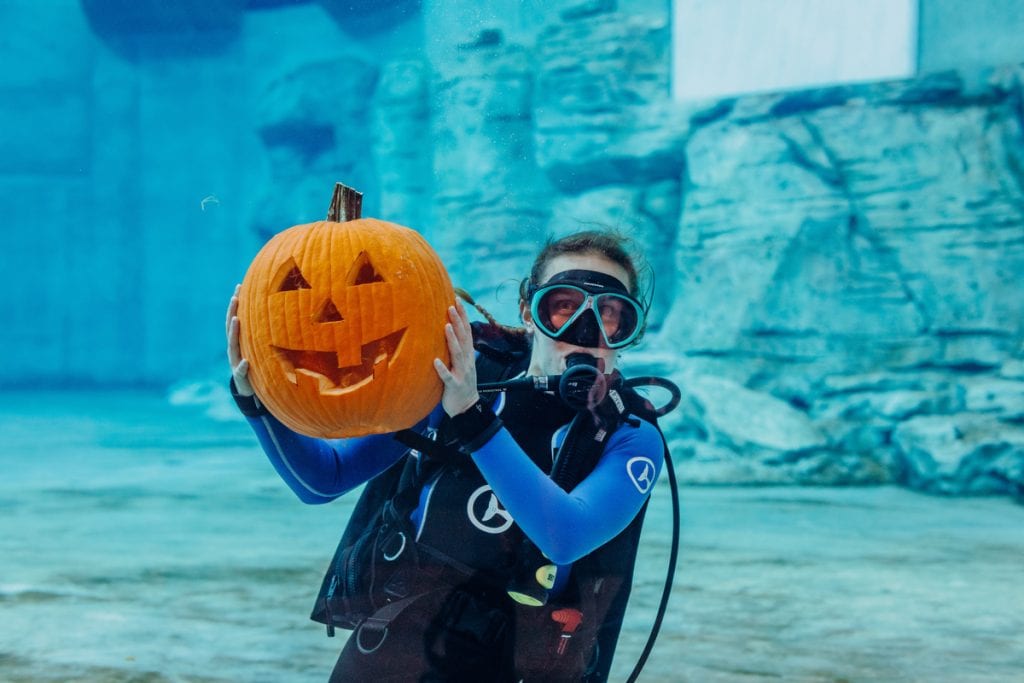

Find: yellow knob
535;564;557;589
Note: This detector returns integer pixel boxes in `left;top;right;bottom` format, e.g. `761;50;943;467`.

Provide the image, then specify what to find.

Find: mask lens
535;286;586;335
595;293;639;345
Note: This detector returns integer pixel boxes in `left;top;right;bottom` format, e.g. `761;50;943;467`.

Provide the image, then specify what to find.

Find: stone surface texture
2;0;1023;497
659;66;1024;497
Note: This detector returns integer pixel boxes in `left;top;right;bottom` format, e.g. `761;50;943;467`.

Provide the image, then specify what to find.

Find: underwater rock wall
428;36;551;312
243;1;1024;497
399;2;1024;497
2;0;1022;497
658;67;1024;497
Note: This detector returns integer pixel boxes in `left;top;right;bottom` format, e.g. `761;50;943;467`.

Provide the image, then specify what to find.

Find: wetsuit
240;379;663;681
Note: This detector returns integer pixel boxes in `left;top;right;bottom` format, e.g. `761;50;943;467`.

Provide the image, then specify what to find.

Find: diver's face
522;253;633;377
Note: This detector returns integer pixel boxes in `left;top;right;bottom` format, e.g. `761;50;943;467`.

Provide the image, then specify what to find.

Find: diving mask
528;270;645;349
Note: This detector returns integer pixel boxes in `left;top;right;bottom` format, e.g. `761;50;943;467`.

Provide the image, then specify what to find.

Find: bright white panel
672;0;918;101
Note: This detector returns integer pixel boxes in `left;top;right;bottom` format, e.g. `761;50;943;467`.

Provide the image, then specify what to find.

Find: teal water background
2;2;1023;679
2;391;1022;681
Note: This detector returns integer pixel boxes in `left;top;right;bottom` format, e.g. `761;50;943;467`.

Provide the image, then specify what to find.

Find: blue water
2;391;1022;681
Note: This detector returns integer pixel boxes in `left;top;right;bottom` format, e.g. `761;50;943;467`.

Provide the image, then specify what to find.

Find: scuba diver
226;230;675;682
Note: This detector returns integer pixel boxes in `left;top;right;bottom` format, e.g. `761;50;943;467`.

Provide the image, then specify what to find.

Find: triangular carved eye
345;251;385;286
274;258;311;292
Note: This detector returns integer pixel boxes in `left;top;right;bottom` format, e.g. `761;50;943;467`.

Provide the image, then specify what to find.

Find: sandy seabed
1;391;1021;682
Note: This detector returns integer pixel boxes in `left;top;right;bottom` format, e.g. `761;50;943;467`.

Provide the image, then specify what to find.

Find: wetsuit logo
467;485;514;534
627;457;656;494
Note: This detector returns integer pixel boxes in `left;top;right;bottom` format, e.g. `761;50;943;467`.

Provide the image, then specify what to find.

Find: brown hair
518;230;644;301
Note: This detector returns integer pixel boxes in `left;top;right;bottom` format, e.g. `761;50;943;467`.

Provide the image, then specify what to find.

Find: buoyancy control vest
310;322;663;682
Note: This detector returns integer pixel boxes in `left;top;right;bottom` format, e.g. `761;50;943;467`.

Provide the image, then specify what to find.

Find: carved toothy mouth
273;328;407;395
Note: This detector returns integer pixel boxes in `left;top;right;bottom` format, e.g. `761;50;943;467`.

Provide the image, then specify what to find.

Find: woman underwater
226;230;666;682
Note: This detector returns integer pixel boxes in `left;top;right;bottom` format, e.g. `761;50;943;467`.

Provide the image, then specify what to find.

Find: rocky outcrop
252;58;379;241
372;60;432;232
201;5;1024;498
316;0;422;35
531;8;683;322
894;412;1024;496
80;0;245;59
428;33;553;321
660;65;1024;496
532;11;682;193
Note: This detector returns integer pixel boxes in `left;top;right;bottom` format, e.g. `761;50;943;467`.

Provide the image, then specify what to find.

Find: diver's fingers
233;359;254;396
226;285;240;336
444;322;468;374
452;299;473;345
433;357;455;384
448;305;473;361
228;316;242;366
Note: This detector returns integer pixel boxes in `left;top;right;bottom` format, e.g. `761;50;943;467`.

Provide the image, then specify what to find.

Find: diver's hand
226;284;254;397
434;299;479;416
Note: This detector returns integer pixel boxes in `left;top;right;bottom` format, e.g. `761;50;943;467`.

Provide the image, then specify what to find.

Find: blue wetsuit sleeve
471;419;664;565
245;408;438;504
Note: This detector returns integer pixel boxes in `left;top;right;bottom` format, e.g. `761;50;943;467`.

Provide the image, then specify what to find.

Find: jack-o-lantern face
238;218;453;438
269;250;406;394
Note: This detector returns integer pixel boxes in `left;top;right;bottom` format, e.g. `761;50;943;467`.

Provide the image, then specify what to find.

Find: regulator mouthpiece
559;353;602;411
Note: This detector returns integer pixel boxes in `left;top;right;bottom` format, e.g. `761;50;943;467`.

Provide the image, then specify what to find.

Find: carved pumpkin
238;218;453;437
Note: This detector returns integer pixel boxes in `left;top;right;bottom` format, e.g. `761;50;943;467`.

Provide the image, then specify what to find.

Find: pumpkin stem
327;183;363;222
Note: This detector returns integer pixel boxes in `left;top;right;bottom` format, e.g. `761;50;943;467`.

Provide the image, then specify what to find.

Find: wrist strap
449;399;502;453
230;377;268;418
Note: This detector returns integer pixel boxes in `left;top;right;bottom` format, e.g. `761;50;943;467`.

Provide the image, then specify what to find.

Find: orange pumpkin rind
238;218;453;438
